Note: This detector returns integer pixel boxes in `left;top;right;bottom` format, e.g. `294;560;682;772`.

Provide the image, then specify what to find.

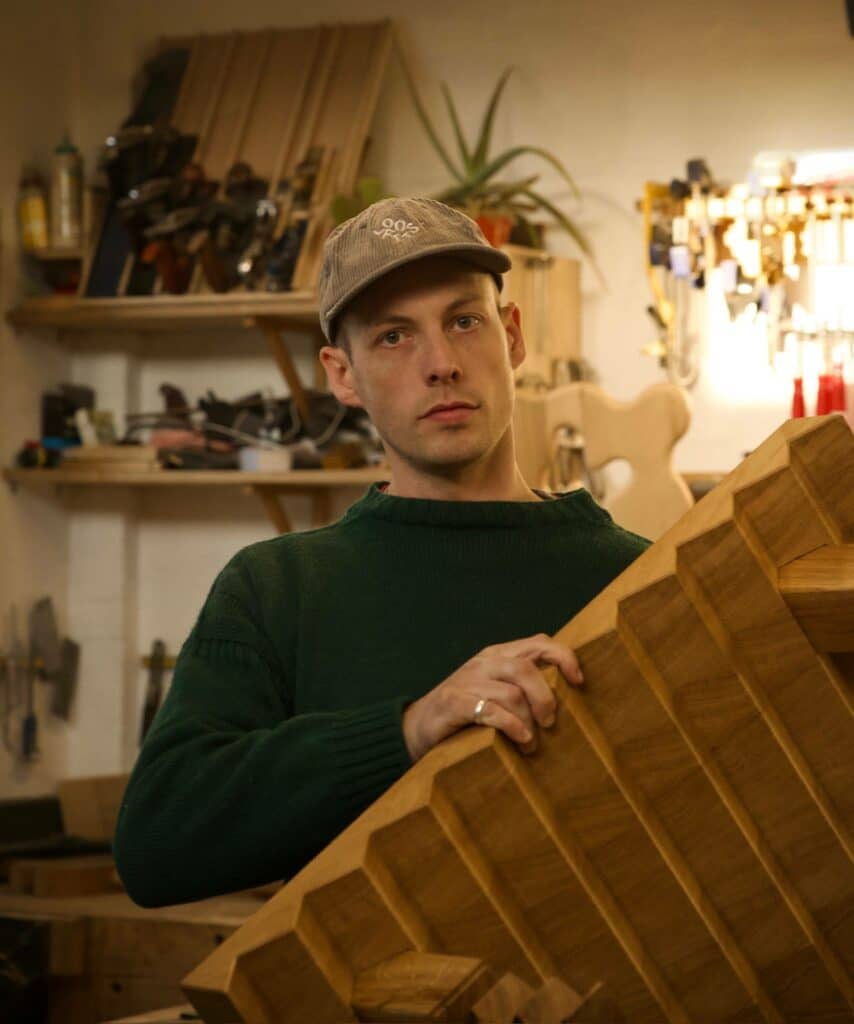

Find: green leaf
471;67;514;170
440;82;473;173
330;195;361;224
479;175;540;202
468;146;581;197
521;186;608;289
356;177;385;207
400;60;465;183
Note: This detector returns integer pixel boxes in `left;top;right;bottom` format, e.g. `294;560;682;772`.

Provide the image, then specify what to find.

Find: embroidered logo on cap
373;217;420;242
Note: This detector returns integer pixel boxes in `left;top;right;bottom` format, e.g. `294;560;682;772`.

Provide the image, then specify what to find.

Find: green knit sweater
113;484;649;907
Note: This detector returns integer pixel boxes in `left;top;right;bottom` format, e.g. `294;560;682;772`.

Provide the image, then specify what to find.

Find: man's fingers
488;658;556;727
501;633;584;686
456;678;537;735
472;696;537;754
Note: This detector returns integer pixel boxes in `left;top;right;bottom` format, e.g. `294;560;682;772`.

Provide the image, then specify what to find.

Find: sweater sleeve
113;553;414;908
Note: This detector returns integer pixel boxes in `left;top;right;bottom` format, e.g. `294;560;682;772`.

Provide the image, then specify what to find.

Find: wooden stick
251;485;292;534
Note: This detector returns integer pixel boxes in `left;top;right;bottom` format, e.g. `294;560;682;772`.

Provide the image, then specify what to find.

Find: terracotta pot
475;214;513;248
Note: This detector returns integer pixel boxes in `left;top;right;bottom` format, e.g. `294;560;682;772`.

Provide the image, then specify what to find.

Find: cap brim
325;242;513;326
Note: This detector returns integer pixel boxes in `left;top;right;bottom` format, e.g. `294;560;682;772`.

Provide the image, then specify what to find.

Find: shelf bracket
250;316;311;425
251;485;293;534
250;485;334;534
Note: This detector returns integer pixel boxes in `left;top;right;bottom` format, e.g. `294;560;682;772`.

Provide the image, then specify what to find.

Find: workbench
0;884;263;1023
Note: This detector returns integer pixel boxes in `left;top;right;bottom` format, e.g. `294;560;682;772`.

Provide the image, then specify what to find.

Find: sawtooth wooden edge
471;971;535;1022
183;416;854;1024
472;973;622;1024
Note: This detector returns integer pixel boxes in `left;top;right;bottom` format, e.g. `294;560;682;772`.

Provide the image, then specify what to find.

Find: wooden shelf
3;467;386;488
26;245;84;261
4;465;388;533
6;291;321;332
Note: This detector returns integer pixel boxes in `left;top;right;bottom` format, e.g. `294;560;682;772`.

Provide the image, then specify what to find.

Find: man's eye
380;330;403;345
455;315;480;330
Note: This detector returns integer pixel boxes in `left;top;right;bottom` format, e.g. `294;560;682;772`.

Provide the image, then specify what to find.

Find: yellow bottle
18;167;49;251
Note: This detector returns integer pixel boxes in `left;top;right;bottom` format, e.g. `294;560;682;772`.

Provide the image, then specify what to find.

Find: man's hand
402;633;583;762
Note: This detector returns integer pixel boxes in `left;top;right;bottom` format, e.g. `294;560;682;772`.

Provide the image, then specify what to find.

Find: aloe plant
331;177;388;225
402;64;601;279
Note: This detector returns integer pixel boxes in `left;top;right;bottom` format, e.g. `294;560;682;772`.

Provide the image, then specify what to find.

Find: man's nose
421;328;462;384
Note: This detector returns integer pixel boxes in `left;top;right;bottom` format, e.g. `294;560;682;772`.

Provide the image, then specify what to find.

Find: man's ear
318;345;365;409
502;302;526;370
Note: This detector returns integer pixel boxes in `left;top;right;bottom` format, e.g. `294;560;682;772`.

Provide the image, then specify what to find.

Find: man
114;198;648;908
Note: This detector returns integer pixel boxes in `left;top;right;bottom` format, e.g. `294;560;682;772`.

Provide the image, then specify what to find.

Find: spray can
50;134;83;248
18;168;49;251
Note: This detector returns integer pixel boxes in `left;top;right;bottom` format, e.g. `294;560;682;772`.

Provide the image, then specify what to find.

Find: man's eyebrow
367;293;486;327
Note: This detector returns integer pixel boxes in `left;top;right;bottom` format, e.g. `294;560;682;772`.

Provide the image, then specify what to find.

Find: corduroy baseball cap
318;196;513;342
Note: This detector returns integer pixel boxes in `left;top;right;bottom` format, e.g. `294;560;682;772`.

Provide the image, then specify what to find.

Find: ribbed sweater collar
340;483;611;528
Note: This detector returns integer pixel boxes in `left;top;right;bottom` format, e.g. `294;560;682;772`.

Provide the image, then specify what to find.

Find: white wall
4;0;853;788
0;2;84;796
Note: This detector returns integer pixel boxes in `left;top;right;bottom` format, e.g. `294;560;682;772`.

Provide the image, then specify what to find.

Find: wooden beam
779;544;854;652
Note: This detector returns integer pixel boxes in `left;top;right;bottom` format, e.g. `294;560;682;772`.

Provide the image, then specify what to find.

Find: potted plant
330;177;387;225
402;65;600;279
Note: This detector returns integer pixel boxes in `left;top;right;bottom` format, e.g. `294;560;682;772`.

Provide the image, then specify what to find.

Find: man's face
319;255;526;478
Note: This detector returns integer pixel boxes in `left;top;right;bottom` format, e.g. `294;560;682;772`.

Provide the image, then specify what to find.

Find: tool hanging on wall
20;649;38;762
139;639;168;744
0;600;81;765
1;607;25;755
640;151;854;401
639;161;712;389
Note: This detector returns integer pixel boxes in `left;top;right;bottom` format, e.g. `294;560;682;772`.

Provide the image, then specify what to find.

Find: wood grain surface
181;416;854;1024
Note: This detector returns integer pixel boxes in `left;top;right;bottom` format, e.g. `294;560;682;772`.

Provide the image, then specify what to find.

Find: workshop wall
0;2;81;797
70;0;854;469
5;0;853;788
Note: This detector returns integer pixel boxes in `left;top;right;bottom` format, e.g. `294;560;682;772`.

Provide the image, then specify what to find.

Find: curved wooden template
513;382;693;540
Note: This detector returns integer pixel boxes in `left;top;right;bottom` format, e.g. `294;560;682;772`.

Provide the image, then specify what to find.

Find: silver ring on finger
473;697;488;725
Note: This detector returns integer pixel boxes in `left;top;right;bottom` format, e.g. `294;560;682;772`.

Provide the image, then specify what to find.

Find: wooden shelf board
3;467;387;488
25;245;83;261
6;291;321;332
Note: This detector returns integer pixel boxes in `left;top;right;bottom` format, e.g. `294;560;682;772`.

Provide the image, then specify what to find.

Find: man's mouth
421;401;479;420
